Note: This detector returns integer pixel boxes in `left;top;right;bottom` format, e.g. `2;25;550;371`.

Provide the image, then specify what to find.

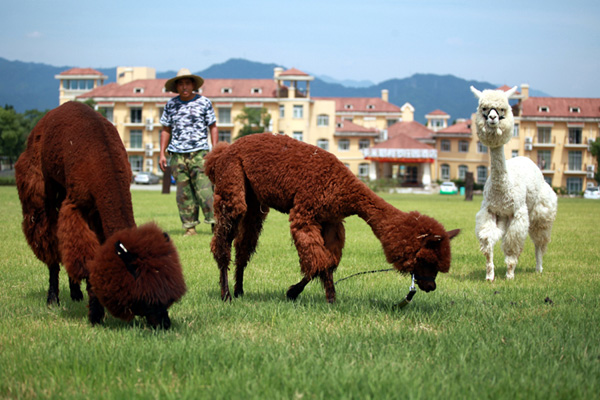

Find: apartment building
58;66;408;177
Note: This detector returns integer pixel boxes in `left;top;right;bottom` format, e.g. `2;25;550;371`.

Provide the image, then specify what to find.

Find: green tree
590;138;600;184
234;107;271;139
0;106;47;169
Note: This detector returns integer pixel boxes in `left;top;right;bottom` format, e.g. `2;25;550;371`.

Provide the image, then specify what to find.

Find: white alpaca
471;86;557;281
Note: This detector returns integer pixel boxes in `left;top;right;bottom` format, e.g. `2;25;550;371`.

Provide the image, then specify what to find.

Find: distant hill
0;57;549;123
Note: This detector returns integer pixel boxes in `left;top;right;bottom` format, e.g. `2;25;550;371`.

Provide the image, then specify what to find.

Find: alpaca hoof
286;287;300;301
234;288;244;298
147;312;171;330
221;291;232;302
47;292;60;306
70;287;84;302
506;274;515;280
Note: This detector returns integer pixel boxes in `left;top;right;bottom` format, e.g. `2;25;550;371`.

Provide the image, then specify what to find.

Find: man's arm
159;126;171;171
209;122;218;146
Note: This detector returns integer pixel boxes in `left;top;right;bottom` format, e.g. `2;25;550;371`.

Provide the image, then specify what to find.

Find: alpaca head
88;223;187;329
470;86;517;149
382;212;460;292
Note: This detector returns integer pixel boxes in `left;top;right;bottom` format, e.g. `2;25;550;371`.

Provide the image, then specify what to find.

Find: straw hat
164;68;204;93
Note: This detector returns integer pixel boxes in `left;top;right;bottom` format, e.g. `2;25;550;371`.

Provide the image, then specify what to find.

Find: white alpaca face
470;86;517;148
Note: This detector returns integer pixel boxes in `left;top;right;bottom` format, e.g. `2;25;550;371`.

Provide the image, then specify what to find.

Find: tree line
0;105;47;169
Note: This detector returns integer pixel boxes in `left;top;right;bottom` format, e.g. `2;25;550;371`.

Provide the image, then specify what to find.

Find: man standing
159;68;218;236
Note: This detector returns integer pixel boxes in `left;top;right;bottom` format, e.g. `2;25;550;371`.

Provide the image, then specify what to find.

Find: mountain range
0;57;549;123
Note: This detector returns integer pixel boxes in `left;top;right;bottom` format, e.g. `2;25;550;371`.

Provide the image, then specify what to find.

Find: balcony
531;136;556;148
563;164;587;175
537;162;555;174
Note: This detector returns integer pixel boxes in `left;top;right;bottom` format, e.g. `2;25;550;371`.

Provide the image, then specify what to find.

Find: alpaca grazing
204;133;460;303
15;102;186;328
470;86;557;281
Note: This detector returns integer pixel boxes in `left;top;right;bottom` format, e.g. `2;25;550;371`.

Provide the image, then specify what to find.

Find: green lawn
1;186;599;399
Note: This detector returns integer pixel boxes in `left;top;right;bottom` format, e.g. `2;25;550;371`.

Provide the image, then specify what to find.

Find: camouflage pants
169;151;215;229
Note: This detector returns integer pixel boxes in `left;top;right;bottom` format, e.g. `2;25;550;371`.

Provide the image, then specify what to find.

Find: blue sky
1;0;599;97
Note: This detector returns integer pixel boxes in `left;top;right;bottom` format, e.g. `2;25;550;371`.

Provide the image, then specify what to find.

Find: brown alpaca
15;102;186;328
204;133;460;303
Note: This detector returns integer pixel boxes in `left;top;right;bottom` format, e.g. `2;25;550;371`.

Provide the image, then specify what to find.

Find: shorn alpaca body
15;102;186;328
471;86;557;280
204;133;459;303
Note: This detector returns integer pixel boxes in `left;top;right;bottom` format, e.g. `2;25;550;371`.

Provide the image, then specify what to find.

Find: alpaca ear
470;86;482;99
505;86;518;98
115;240;138;278
447;229;460;240
163;232;170;242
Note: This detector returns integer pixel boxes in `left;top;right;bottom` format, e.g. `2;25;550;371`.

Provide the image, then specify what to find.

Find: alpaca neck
488;145;509;185
352;186;405;240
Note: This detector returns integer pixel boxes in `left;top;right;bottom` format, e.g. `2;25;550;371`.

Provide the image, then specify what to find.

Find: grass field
1;185;599;399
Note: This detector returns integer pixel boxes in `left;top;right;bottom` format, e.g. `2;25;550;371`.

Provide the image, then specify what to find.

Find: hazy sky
2;0;599;97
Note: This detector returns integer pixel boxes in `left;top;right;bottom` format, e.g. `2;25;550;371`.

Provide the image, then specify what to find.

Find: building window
251;88;262;94
345;104;353;110
317;114;329;126
317;139;329;151
129;155;143;173
568;128;582;144
458;165;468;180
458;140;469;153
359;139;370;149
130;108;142;123
134;87;144;94
440;140;451;152
217;108;231;124
218;130;231;143
358;163;369;177
387;119;398;127
129;130;143;149
537;127;552;144
566;177;582;194
293;105;303;119
99;107;113;123
511;150;519;158
513;123;519;137
279;105;285;118
477;141;488;153
221;88;232;94
440;164;450;180
338;139;350;151
293;131;303;141
367;104;375;110
477;166;488;183
63;79;94;90
569;107;580;113
568;151;582;171
537;150;551;169
539;106;549;112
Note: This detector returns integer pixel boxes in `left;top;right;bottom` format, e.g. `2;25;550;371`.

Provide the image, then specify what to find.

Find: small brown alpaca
205;133;459;303
15;102;186;328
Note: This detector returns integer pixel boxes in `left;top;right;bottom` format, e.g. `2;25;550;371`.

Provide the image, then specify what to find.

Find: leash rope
334;268;395;285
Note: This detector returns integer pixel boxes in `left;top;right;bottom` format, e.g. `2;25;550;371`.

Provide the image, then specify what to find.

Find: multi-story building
61;66;409;177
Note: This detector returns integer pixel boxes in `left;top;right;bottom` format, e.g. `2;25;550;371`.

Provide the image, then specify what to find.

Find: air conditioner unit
524;143;533;151
587;171;594;179
146;159;153;167
525;136;533;144
145;143;154;157
145;117;154;131
587;164;595;172
145;143;154;150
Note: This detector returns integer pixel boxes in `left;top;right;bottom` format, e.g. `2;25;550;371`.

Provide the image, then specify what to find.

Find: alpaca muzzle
115;241;138;278
414;273;436;292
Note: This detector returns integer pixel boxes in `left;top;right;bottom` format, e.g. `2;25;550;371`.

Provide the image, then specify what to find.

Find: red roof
426;109;449;117
279;68;309;76
335;118;378;134
497;84;520;94
58;68;105;76
316;97;402;113
388;120;434;140
78;78;280;100
437;119;472;135
371;133;434;150
521;97;600;119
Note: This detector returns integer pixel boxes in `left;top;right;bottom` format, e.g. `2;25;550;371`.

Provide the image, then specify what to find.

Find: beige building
58;66;408;177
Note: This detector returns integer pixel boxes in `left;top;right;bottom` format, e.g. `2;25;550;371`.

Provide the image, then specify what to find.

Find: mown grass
1;186;599;399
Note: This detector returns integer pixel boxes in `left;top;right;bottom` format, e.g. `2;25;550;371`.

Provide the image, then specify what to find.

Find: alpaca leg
86;281;105;325
289;209;340;302
475;208;502;281
57;199;100;284
529;189;557;274
287;276;312;300
233;192;268;298
47;262;60;305
502;209;529;279
318;222;346;303
69;277;84;301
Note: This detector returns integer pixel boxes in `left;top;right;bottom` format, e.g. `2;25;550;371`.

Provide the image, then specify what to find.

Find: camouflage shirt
160;95;217;153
